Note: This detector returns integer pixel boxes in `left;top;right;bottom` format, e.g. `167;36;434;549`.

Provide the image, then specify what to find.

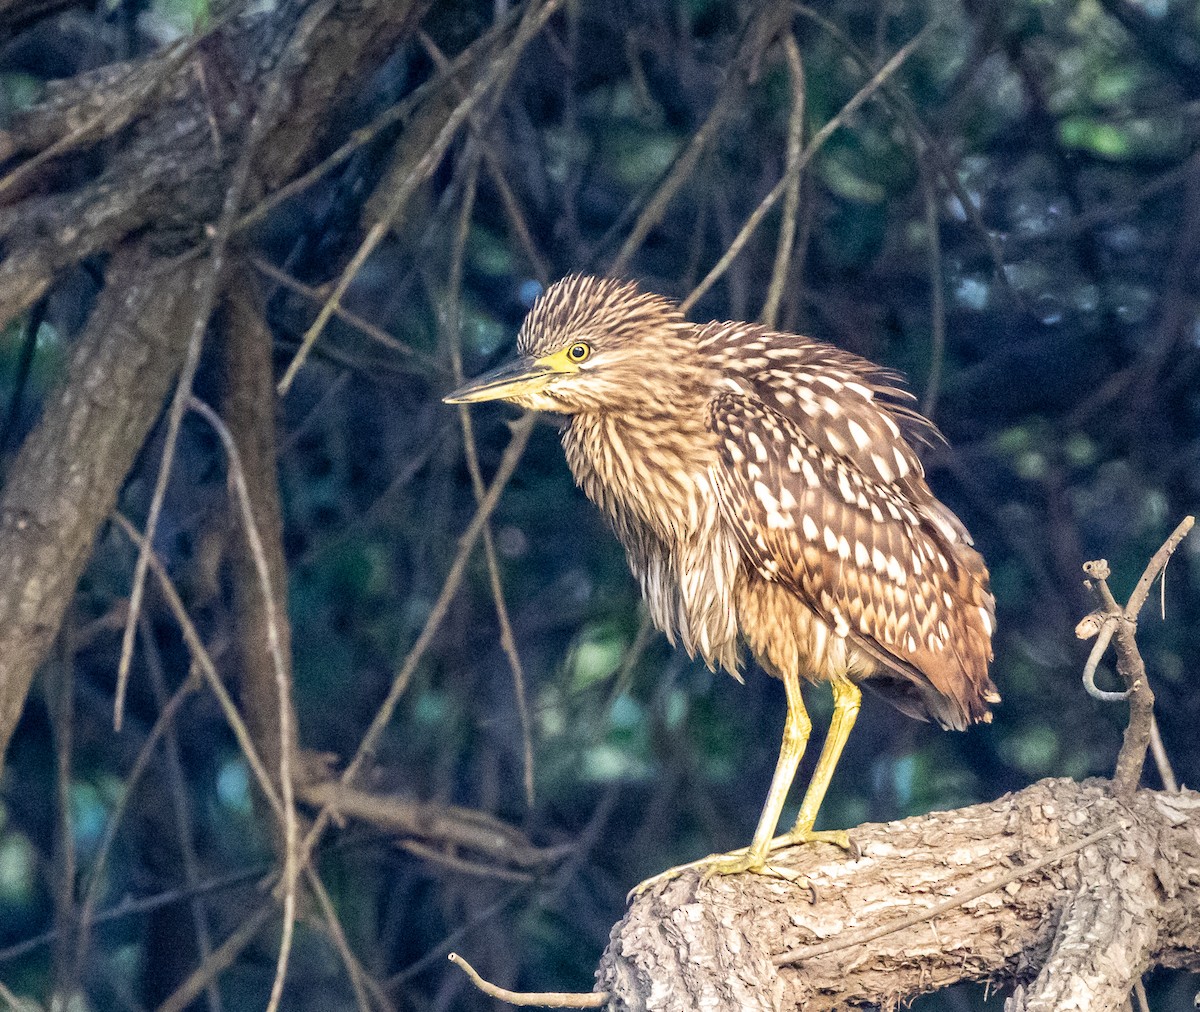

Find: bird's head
444;276;702;414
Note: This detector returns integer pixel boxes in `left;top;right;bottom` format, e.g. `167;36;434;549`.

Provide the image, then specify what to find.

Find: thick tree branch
0;239;199;774
596;779;1200;1011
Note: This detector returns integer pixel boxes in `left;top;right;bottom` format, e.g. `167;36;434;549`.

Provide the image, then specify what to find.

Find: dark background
0;0;1198;1008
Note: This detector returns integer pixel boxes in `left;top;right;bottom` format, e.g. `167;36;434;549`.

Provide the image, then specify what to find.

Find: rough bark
597;778;1200;1011
0;240;200;767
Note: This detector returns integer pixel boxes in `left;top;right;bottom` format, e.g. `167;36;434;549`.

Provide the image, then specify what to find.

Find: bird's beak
443;355;554;404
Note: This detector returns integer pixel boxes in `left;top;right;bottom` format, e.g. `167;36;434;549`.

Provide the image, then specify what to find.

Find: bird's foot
627;846;803;901
628;829;854;902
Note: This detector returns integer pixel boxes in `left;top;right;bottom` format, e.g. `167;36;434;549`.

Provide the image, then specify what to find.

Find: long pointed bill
443;356;554;404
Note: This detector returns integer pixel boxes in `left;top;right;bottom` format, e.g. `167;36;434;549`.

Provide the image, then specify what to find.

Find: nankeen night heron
446;275;998;882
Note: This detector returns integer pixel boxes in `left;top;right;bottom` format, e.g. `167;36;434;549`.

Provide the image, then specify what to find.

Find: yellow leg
629;669;811;896
734;665;812;868
777;678;861;848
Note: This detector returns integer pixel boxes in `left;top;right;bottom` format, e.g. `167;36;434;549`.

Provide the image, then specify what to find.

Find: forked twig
1076;516;1193;797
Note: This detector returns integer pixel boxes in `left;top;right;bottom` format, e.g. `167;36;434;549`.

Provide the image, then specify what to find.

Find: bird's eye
567;342;591;363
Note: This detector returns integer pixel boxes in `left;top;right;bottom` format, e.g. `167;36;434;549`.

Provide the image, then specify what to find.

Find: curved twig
1078;614;1129;702
447;953;608;1008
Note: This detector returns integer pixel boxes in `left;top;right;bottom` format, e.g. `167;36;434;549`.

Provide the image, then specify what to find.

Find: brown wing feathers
706;326;997;729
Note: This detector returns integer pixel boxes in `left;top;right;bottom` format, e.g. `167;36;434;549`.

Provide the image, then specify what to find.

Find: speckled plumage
448;274;999;880
509;275;998;731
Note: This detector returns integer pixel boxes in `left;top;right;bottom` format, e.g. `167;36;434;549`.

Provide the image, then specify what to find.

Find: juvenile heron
446;276;997;880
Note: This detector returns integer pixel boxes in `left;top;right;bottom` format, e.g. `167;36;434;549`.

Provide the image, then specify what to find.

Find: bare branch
760;35;805;330
448;953;607;1008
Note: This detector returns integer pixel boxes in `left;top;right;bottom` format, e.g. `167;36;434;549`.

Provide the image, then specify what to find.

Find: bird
445;275;998;883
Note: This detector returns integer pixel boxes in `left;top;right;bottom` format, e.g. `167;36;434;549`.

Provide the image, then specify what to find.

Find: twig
772;822;1122;966
298;779;569;870
230;5;523;238
250;257;440;369
75;666;202;985
397;841;535;883
919;158;946;418
296;412;537;871
1078;613;1127;702
761;34;805;329
140;616;222;1012
157;901;277;1012
419;32;552;287
306;873;389;1012
0;863;268;965
681;21;936;314
187;396;301;1012
1125;515;1194;619
50;634;77;996
1148;715;1178;792
447;953;608;1008
607;5;775;277
388;886;527;987
1133;977;1150;1012
0;979;33;1011
113;514;285;821
793;5;1016;306
276;0;565;395
441;155;537;807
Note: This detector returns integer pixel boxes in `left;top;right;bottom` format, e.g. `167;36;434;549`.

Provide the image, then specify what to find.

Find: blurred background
1;0;1198;1008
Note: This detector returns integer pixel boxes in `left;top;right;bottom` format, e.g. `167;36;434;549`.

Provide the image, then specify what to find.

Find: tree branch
596;779;1200;1011
0;239;199;774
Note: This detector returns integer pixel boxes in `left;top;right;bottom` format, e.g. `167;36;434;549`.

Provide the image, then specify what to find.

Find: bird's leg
629;670;811;897
774;678;861;851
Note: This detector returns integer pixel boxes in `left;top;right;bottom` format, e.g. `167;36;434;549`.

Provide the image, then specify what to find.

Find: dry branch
220;279;299;800
596;778;1200;1012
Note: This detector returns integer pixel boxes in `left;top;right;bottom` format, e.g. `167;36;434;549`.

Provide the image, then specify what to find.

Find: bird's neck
563;402;717;542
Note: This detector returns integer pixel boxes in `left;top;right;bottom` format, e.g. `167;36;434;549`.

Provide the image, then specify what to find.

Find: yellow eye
567;342;591;363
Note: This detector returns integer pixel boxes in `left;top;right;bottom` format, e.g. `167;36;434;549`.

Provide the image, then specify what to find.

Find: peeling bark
597;779;1200;1011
